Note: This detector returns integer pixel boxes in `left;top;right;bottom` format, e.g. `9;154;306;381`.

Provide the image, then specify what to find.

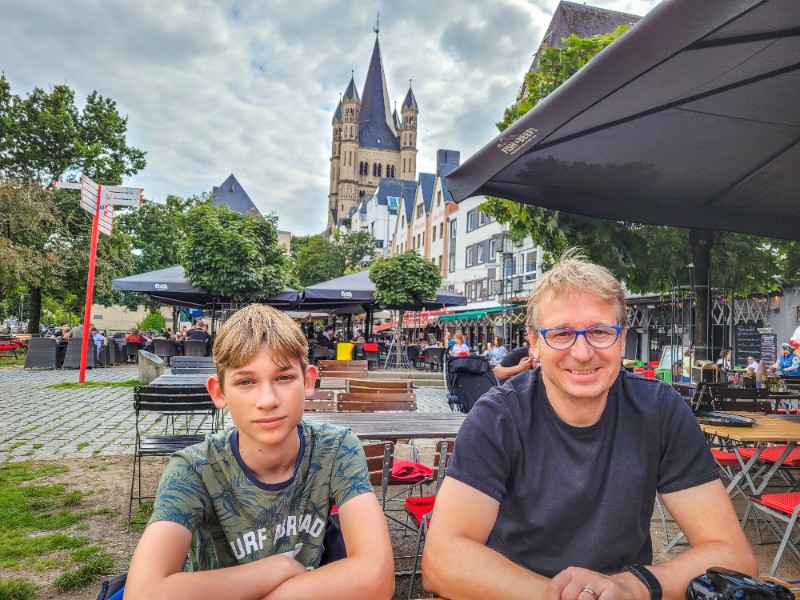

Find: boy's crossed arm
125;492;393;600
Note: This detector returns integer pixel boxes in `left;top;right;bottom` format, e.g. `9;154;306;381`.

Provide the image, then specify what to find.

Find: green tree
0;75;146;335
293;230;377;286
181;202;288;302
337;230;377;273
481;30;800;358
370;250;442;368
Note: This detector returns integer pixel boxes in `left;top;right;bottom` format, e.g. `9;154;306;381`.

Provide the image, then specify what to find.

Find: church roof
419;172;435;212
401;181;418;222
402;86;418;111
212;174;260;216
333;99;343;121
392;106;401;132
358;37;400;151
343;74;360;102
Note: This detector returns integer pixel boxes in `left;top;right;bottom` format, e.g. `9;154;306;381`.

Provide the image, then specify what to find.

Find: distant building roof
358;37;400;151
401;181;418;222
333;98;343;121
524;1;642;82
437;162;459;202
373;178;416;207
419;172;435;212
392;106;402;132
212;174;260;215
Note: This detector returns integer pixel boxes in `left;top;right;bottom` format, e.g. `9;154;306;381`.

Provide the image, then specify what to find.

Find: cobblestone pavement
0;366;451;462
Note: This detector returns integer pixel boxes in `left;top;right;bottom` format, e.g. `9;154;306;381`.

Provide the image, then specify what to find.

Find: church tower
327;26;418;231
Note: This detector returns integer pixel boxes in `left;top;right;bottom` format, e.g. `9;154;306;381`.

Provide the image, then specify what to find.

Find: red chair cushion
761;492;800;515
363;343;378;352
711;449;740;467
738;446;800;467
391;460;432;482
404;495;436;523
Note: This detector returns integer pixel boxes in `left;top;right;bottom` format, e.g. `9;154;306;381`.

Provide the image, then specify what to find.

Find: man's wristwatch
624;564;662;600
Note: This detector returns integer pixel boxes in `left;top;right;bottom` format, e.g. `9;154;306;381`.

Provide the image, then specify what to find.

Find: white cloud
1;0;658;236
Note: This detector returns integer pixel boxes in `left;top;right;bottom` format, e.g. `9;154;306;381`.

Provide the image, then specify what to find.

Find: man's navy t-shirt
446;368;717;577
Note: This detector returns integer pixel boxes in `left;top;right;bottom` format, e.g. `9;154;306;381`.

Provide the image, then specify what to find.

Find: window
466;210;475;232
387;164;395;178
477;280;484;298
437;191;442;206
477;243;485;264
449;253;456;272
489;239;497;260
505;257;516;279
432;227;436;242
466;246;474;267
478;211;486;226
438;255;443;270
440;223;444;238
450;219;457;238
466;282;474;300
524;250;538;281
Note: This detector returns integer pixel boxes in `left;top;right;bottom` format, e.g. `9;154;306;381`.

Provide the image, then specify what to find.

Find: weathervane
374;12;380;37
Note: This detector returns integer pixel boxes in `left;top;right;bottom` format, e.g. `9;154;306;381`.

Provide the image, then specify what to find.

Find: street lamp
18;293;26;325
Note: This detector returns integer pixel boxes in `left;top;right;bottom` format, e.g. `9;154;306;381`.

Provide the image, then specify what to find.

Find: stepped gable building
328;32;418;230
212;173;260;216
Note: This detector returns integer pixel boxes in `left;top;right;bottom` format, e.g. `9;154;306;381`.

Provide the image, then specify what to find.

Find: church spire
358;35;398;150
343;70;360;102
402;79;418;111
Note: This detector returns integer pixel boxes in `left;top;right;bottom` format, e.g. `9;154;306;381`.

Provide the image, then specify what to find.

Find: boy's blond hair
213;304;309;387
526;248;628;332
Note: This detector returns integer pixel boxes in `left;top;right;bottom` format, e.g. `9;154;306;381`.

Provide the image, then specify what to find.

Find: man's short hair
526;248;628;332
213;304;309;388
325;325;335;332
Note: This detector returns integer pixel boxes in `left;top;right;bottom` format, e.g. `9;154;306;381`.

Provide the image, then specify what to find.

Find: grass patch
0;577;37;599
53;549;114;591
76;442;89;451
31;444;43;450
46;379;140;390
0;356;26;368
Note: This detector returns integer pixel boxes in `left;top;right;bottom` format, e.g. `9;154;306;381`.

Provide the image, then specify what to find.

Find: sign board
761;334;778;367
734;321;762;366
101;186;142;207
80;175;100;215
97;204;114;236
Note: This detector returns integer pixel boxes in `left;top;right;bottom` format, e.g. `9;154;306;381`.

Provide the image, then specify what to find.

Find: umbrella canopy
112;265;299;308
299;270;467;311
445;0;800;241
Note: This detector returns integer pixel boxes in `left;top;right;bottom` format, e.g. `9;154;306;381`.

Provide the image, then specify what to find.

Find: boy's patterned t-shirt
149;420;372;570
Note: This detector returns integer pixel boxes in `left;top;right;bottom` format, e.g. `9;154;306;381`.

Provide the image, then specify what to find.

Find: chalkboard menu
761;334;777;367
735;322;762;366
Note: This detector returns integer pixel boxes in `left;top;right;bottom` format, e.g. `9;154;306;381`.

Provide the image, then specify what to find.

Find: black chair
152;338;180;363
128;385;220;527
62;338;97;369
310;344;330;365
125;341;142;363
364;343;380;370
182;339;207;357
424;347;446;372
353;343;366;360
23;337;59;370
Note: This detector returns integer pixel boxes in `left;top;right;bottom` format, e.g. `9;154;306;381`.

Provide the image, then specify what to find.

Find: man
422;250;756;600
64;318;84;340
493;333;536;384
746;355;759;372
317;325;336;359
772;343;800;377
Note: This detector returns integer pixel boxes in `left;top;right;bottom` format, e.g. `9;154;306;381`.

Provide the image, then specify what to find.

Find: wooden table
302;411;466;441
149;374;211;387
700;412;800;495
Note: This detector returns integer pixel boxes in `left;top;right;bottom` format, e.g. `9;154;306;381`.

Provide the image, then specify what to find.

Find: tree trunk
396;309;405;369
689;228;714;360
27;286;42;337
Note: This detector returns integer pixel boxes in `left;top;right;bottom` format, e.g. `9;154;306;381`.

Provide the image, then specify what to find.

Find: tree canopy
293;230;378;286
479;28;800;357
370;250;442;311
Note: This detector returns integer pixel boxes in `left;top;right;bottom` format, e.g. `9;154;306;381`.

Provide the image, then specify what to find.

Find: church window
387;164;394;178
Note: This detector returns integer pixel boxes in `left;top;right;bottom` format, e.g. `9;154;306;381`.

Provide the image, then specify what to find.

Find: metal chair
310;344;331;365
125;341;143;363
152;338;180;363
62;338;97;369
23;337;58;370
424;347;446;372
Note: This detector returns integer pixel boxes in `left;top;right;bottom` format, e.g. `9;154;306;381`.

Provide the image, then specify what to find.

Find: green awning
438;306;512;322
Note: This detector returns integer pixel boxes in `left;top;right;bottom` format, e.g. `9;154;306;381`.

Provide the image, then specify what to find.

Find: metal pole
79;184;103;383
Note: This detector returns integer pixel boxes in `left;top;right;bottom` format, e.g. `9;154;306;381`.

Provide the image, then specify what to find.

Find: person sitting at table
92;327;107;358
316;324;336;359
125;304;394;599
449;330;470;357
65;318;84;340
493;333;536;384
422;248;756;600
716;348;732;382
771;342;800;377
52;323;69;340
125;328;150;350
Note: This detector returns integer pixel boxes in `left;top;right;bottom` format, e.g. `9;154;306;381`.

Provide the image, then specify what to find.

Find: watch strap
624;564;662;600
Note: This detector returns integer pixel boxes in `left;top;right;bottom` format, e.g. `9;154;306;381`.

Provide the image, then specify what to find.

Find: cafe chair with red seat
750;492;800;576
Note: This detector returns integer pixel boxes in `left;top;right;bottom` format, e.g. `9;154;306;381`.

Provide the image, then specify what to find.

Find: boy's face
207;347;317;454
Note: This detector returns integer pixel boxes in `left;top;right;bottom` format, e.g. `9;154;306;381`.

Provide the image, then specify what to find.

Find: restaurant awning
445;0;800;241
438;306;512;322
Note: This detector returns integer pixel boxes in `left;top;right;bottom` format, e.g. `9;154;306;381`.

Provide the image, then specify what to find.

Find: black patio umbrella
445;0;800;241
112;266;299;308
299;270;467;311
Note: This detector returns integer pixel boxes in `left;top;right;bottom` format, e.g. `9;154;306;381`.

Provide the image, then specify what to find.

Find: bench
336;392;417;412
305;390;336;411
171;356;216;375
317;360;369;389
345;379;414;393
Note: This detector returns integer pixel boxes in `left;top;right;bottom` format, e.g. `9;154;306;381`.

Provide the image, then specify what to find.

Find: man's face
207;347;317;455
534;290;626;410
747;356;755;365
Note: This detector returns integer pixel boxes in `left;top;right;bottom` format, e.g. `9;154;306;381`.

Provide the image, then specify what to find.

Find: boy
126;305;394;599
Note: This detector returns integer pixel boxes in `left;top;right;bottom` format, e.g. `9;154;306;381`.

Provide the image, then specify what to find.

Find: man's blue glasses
537;324;622;350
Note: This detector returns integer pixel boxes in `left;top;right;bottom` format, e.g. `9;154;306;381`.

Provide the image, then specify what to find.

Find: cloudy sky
2;0;658;236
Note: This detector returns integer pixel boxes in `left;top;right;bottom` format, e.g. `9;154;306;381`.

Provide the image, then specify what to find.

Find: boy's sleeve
148;453;212;532
330;430;373;507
